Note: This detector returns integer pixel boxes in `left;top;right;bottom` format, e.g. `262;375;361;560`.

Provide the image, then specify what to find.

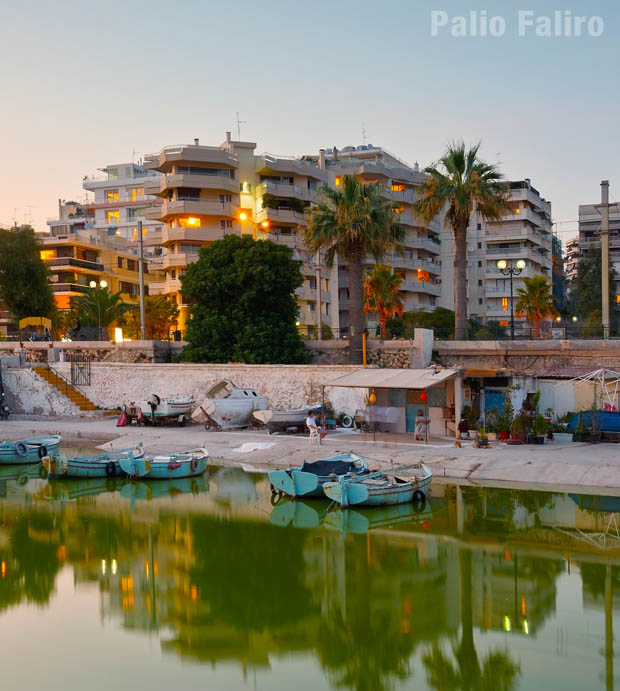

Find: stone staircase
33;367;99;412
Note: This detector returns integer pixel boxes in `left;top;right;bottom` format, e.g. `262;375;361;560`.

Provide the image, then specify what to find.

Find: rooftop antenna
13;208;19;228
24;205;34;227
362;123;368;146
236;112;246;140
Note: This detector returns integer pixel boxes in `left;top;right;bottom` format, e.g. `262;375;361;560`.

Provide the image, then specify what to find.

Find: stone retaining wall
3;368;79;416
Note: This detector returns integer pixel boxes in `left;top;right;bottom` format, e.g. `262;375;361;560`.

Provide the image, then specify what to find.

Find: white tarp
326;367;458;390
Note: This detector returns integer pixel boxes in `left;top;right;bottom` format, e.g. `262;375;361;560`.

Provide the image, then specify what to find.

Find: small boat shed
325;367;462;439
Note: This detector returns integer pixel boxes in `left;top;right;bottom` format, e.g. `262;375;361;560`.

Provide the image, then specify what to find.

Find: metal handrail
46;363;92;402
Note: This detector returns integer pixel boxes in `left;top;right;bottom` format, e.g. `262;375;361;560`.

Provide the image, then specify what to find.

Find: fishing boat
269;500;325;529
322;462;432;508
268;451;370;499
324;501;432;535
253;404;322;434
119;447;208;480
192;380;269;430
43;444;145;479
0;435;61;465
137;396;194;424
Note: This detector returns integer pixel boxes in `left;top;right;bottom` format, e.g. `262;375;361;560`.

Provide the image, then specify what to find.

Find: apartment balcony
256;154;327;182
158;173;239;195
256;207;307;227
81;197;159;211
296;287;331;303
258;180;316;202
50;283;92;295
151;253;200;271
485;225;551;246
45;257;104;272
145;199;236;221
400;280;441;296
406;236;441;254
495;208;551;228
389;188;417;204
144;145;238;173
508;186;552;215
387;255;441;275
486;245;550;263
160;226;228;245
148;278;183;295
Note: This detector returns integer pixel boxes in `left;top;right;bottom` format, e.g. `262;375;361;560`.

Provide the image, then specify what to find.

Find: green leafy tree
515;275;558;337
414;142;510;339
72;285;130;337
122;295;180;340
568;249;620;334
0;226;55;322
305;175;405;363
181;235;308;363
363;264;404;339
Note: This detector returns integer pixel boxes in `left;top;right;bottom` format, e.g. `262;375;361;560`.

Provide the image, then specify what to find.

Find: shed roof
326;368;458;389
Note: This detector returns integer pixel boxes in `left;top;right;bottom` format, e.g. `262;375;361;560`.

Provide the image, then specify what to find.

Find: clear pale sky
1;0;618;242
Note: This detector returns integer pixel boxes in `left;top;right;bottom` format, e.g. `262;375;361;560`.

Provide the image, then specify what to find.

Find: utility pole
138;220;146;340
315;252;322;340
601;181;610;339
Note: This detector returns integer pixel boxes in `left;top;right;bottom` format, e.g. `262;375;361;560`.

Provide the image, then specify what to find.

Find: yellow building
39;228;159;311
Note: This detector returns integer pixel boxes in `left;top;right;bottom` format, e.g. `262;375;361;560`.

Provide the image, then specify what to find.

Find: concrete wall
3;368;79;416
52;362;368;416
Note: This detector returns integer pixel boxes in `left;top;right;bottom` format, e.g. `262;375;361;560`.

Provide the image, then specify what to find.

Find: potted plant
463;405;479;438
573;411;588;442
485;411;498;441
533;413;547;444
477;425;489;447
510;413;529;444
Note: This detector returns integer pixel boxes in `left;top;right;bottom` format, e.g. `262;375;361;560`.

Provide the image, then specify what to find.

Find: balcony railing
45;257;104;271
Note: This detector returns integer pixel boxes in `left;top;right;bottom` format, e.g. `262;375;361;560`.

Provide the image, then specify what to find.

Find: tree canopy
414;142;509;339
71;285;130;337
0;226;55;322
181;235;309;363
122;295;180;340
568;249;620;333
363;265;404;339
515;275;558;331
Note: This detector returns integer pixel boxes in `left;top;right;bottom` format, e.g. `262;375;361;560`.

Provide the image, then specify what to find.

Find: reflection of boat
323;463;432;507
120;475;209;502
569;493;620;513
43;444;144;479
214;466;259;503
253;404;321;434
268;452;370;498
324;501;432;534
0;435;61;464
269;500;325;529
0;462;45;486
42;477;123;502
192;380;269;430
120;448;208;479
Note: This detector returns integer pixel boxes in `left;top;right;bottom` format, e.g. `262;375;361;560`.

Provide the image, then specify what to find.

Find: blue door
484;390;505;415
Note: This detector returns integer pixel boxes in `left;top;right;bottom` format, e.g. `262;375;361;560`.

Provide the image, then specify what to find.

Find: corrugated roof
325;368;458;389
537;366;596;379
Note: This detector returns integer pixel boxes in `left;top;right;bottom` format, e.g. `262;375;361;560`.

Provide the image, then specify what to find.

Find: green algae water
1;466;619;691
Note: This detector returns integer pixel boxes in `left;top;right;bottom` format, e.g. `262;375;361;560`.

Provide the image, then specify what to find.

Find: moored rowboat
0;435;61;465
268;451;370;498
43;444;145;479
322;462;432;508
119;447;209;480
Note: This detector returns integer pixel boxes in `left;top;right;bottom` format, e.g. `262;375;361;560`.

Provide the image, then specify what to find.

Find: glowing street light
497;259;526;340
89;279;108;340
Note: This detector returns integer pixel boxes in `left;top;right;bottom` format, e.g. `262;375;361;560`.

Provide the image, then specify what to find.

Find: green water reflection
0;469;619;690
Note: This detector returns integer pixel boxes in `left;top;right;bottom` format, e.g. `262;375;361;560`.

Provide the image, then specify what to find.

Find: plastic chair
308;426;321;445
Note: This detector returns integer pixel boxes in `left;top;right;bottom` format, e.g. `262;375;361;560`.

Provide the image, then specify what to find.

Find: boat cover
300;460;356;476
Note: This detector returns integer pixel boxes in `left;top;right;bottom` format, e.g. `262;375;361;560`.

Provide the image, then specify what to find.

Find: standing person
414;409;429;441
306;410;327;441
147;394;160;425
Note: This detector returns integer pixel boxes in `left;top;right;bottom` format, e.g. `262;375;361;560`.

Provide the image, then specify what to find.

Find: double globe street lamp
89;279;107;341
497;259;526;340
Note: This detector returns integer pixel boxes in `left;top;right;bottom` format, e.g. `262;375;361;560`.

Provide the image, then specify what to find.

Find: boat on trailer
0;435;62;465
119;447;209;480
253;404;322;435
192;380;269;430
268;451;370;498
43;444;145;479
322;462;432;508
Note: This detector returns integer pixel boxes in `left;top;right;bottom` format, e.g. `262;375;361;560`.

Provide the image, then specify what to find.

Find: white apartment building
577;202;620;297
143;135;441;334
565;236;581;285
439;179;553;326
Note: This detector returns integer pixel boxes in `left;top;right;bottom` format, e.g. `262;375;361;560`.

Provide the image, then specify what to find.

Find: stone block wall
3;368;79;416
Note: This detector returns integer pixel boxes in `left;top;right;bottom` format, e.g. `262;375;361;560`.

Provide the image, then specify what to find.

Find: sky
1;0;619;243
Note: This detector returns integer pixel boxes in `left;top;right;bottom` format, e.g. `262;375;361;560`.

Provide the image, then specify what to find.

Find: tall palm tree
363;264;404;339
414;142;510;339
305;175;405;363
72;286;129;338
515;275;558;338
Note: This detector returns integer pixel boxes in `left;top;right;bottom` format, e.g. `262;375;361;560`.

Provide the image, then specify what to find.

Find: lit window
616;295;620;304
417;269;430;282
179;217;201;228
131;188;145;201
335;176;342;187
106;210;120;223
106;190;119;202
499;320;509;326
392;184;406;192
40;250;55;260
394;206;404;214
501;298;509;311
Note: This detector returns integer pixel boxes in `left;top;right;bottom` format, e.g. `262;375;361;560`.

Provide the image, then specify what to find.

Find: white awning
325;368;459;389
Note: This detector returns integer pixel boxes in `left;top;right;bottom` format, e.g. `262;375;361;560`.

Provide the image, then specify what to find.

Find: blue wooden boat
0;435;61;465
324;501;432;535
43;444;144;479
269;500;325;529
119;448;208;479
322;462;432;508
268;451;370;498
119;475;209;503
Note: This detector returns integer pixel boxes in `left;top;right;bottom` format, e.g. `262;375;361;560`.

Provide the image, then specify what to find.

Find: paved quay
1;415;618;497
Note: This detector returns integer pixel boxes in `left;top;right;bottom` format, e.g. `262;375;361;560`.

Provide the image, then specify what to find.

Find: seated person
306;410;327;440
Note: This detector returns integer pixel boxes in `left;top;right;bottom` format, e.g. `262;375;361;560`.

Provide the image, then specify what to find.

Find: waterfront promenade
1;415;618;497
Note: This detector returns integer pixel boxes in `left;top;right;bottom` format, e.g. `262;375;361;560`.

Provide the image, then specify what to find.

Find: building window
616;295;620;304
325;302;330;315
501;297;509;311
479;298;483;304
308;277;317;289
324;278;329;291
117;257;123;269
106;210;119;223
40;250;55;261
179;217;201;228
127;260;137;271
131;188;145;201
170;270;176;279
335;176;342;187
478;260;482;267
477;223;481;230
307;180;317;191
392;184;406;192
106;190;119;202
219;220;233;229
478;279;482;286
241;181;252;193
499;320;509;326
107;168;118;180
308;301;316;312
477;242;482;249
417;269;430;282
219;194;232;203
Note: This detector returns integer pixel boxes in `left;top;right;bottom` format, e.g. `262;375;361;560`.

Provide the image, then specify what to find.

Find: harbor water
0;463;619;690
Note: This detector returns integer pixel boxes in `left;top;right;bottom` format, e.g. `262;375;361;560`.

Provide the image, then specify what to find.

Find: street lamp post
497;259;526;340
89;279;108;341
